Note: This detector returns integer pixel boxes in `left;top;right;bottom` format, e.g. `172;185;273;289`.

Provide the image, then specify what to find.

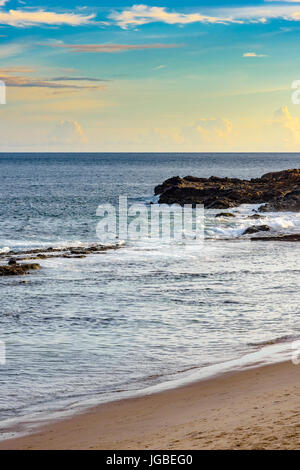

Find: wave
0;239;125;254
1;204;299;254
248;334;300;348
204;204;300;239
0;335;296;443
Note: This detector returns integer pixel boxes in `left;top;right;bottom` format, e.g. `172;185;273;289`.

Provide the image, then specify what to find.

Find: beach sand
1;361;299;450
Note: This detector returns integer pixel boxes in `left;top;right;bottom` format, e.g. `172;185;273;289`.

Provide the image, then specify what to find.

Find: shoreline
0;338;295;443
1;360;300;450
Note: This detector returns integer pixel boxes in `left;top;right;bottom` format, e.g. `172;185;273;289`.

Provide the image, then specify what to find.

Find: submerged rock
249;214;266;219
7;243;121;259
251;233;300;242
243;225;271;235
0;263;40;276
215;212;235;218
1;243;122;276
154;169;300;211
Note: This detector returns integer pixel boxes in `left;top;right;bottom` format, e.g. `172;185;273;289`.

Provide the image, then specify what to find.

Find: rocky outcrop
155;169;300;211
259;189;300;212
251;234;300;242
0;263;40;276
215;212;235;218
0;243;122;276
242;225;271;235
6;243;120;261
248;214;265;219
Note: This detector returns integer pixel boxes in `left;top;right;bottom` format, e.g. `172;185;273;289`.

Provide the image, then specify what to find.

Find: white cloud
0;9;95;27
196;118;233;144
110;4;300;28
243;52;267;57
216;5;300;22
0;42;25;58
109;4;242;29
50;120;87;146
272;106;300;144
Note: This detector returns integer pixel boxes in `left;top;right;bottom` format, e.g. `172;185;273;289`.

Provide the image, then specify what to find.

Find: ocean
0;152;299;438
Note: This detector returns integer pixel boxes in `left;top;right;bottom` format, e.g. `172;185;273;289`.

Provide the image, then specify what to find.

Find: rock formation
0;263;40;276
154;169;300;211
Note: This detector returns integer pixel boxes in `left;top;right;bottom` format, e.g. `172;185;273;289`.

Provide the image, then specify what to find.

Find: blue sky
1;0;300;151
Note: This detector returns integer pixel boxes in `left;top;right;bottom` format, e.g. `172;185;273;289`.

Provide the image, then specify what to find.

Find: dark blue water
0;152;299;247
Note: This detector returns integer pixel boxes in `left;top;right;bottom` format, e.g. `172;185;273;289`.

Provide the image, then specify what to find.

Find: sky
1;1;300;151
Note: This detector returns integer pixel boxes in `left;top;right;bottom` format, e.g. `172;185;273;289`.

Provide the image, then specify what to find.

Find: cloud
0;9;95;27
44;43;181;53
243;52;267;57
217;5;300;22
0;66;35;74
154;64;166;70
110;4;300;28
0;68;104;89
196;118;233;144
49;120;87;146
50;77;109;82
272;106;300;144
0;43;26;59
154;127;185;144
110;5;242;29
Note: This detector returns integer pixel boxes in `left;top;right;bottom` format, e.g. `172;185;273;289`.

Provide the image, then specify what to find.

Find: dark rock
154;169;300;210
251;233;300;242
5;243;121;260
259;189;300;212
70;248;91;255
243;225;271;235
249;214;265;219
62;254;86;259
215;212;235;218
154;176;183;196
0;243;123;277
0;263;40;276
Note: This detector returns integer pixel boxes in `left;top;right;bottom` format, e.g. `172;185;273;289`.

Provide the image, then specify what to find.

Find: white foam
0;239;123;252
205;204;300;239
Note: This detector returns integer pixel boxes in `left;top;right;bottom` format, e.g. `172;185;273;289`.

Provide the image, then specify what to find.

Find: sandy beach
0;360;299;450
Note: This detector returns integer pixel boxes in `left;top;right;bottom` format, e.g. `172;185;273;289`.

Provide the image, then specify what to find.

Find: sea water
0;153;299;438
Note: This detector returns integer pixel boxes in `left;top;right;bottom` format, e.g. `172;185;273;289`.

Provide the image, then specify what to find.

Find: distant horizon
1;151;300;155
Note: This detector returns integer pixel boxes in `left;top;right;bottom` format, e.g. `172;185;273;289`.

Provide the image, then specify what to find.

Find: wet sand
0;361;299;450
